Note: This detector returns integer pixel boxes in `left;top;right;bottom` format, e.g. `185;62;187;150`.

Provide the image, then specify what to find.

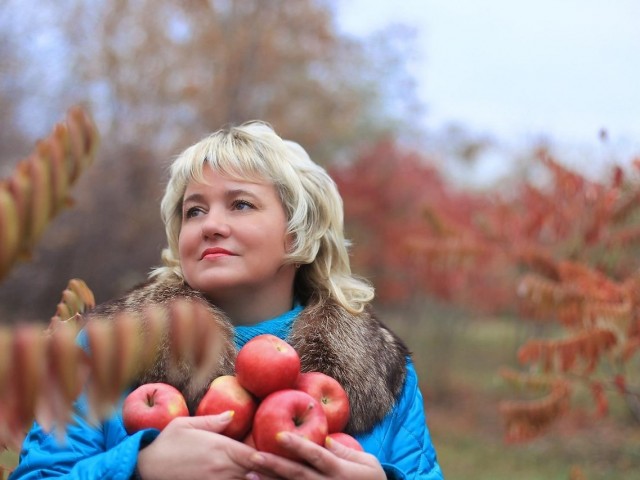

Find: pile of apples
122;334;363;459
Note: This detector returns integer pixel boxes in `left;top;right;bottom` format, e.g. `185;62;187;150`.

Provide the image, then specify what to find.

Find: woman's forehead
190;157;272;182
187;174;270;190
181;165;279;199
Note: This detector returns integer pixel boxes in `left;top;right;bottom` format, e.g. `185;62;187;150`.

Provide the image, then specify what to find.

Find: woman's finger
324;435;369;461
253;431;340;478
174;410;234;433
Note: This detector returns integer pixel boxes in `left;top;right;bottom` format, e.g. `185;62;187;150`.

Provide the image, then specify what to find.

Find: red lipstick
201;247;235;259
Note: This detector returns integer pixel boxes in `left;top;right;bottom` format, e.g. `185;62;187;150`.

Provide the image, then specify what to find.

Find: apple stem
294;402;314;426
146;389;158;407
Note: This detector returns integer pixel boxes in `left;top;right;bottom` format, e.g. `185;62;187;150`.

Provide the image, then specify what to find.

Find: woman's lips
201;247;235;259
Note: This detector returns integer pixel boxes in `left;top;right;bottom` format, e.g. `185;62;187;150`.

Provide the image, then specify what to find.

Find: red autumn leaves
0;107;98;281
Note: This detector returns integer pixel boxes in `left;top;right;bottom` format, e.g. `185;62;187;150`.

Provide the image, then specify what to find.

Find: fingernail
246;472;260;480
324;436;333;448
250;453;265;465
220;410;234;422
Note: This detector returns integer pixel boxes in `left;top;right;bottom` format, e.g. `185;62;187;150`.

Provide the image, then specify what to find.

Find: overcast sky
335;0;640;152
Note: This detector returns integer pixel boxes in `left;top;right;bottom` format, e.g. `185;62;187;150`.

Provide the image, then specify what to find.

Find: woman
11;122;443;479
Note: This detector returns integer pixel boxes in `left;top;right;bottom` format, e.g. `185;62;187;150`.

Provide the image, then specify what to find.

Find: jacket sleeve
355;360;444;479
9;396;158;480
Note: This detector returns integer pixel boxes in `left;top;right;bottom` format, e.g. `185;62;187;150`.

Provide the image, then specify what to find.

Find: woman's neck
213;290;295;326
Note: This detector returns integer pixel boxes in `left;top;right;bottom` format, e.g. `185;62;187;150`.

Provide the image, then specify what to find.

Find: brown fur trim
86;280;409;432
288;297;409;434
86;279;236;413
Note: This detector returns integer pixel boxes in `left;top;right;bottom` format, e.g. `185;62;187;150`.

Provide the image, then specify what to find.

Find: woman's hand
246;432;386;480
136;412;278;480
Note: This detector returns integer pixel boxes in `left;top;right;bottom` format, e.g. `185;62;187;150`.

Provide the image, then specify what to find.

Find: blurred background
1;1;640;478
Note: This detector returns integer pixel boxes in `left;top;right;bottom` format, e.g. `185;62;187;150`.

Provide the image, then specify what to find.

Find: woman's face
178;166;295;307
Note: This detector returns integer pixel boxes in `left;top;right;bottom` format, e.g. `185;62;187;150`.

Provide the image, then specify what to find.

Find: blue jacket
11;307;443;479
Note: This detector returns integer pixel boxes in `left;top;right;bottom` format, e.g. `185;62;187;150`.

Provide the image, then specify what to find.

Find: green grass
436;432;573;480
0;450;18;478
382;301;640;480
431;407;640;480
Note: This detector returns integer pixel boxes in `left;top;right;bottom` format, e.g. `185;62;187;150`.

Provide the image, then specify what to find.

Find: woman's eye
184;206;204;218
232;199;256;211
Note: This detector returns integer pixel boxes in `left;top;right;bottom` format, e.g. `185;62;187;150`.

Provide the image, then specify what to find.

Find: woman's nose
201;209;231;238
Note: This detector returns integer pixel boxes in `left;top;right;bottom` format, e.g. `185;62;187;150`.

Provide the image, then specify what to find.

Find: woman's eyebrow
183;189;260;205
225;188;259;200
182;192;207;205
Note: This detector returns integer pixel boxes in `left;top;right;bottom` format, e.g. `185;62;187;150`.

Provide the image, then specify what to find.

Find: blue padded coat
11;305;443;479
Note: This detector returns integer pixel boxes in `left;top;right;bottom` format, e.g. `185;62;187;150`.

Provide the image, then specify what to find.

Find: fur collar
88;277;409;434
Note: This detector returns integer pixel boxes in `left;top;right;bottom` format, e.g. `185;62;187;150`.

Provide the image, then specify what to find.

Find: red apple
252;389;329;461
243;429;256;448
294;371;350;433
327;432;364;452
122;383;189;434
235;334;301;398
195;375;258;440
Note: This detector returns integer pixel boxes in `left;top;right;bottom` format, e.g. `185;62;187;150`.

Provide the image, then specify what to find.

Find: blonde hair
151;121;374;314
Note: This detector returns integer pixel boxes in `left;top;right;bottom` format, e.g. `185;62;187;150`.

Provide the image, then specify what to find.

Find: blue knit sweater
234;304;304;349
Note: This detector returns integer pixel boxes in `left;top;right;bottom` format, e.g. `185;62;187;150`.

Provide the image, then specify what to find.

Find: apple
235;334;301;398
327;432;364;452
122;383;189;434
294;371;350;433
243;429;256;448
252;389;329;461
195;375;258;440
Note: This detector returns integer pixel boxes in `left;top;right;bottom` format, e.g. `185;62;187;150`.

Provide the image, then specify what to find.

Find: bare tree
0;0;422;320
58;0;418;161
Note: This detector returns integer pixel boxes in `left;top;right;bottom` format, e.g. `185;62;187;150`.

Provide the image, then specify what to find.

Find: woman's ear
284;231;296;255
